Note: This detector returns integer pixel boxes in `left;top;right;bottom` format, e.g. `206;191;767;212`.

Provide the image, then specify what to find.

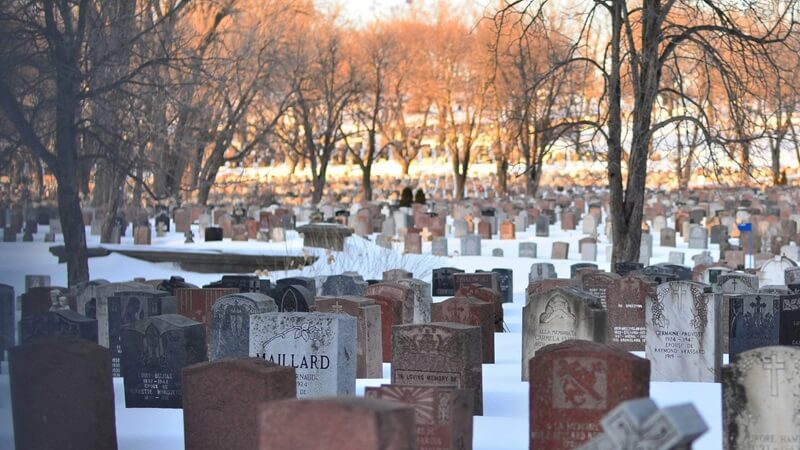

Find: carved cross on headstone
420;227;432;242
749;296;766;318
577;398;708;450
763;352;786;397
330;301;344;314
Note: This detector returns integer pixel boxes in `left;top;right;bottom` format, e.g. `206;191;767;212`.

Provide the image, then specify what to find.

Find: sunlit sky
316;0;488;26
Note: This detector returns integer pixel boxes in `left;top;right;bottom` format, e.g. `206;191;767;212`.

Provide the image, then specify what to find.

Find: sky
316;0;485;26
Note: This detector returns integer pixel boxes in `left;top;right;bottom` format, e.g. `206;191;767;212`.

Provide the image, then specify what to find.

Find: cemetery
4;0;800;449
4;185;800;449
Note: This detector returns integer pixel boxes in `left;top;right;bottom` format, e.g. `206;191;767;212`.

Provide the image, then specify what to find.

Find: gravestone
250;312;356;397
397;278;433;323
432;237;448;256
580;271;620;309
432;296;495;363
728;293;780;357
646;281;721;382
608;274;652;352
519;242;537;258
392;322;483;415
366;281;417;355
668;251;684;265
106;289;169;376
535;215;549;237
20;310;97;344
322;274;367;297
460;235;481;256
182;358;296;450
456;283;504;333
205;227;223;242
529;340;650;450
688;226;708;249
210;293;277;360
759;255;796;286
613;262;644;277
432;267;465;297
404;232;422;254
491;248;503;257
571;263;599;279
25;274;50;292
257;397;416;450
177;288;240;351
522;286;607;380
315;296;383;378
577;398;708;450
272;284;314;312
134;224;151;245
529;262;557;283
452;272;499;296
660;228;676;247
722;346;800;450
121;314;207;408
9;337;117;450
0;284;13;359
499;220;515;239
551;242;569;259
491;268;514;304
365;384;473;450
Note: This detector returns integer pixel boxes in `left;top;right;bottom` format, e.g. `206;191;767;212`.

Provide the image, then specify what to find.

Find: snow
0;219;725;449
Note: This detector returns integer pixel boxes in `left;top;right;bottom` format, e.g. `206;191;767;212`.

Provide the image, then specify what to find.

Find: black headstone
614;262;644;277
729;294;780;357
272;284;314;312
0;284;14;360
432;267;465;297
204;275;261;293
204;227;223;241
570;263;598;279
780;293;800;347
20;310;98;344
108;290;168;376
121;314;206;408
275;277;317;295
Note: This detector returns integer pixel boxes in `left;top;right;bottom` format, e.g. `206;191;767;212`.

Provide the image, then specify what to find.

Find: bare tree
276;15;360;205
500;0;798;264
0;0;188;285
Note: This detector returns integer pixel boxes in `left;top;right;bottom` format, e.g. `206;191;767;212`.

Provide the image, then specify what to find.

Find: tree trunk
771;138;782;186
55;165;90;286
361;165;373;201
312;175;325;205
527;167;541;198
400;157;411;177
496;158;508;196
454;172;466;201
100;169;126;243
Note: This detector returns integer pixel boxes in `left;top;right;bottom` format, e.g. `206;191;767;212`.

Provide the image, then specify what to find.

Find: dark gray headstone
210;293;278;360
432;267;465;297
0;284;13;360
20;310;98;344
729;294;780;357
121;314;207;408
321;274;367;297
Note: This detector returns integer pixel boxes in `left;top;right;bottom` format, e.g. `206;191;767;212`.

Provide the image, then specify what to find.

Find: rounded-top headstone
529;339;650;450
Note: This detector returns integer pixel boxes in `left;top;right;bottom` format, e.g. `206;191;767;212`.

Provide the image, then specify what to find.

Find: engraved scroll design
650;289;669;330
689;285;708;332
394;327;459;358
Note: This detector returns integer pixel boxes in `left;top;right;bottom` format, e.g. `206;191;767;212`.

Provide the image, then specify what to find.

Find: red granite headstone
477;221;492;239
10;337;117;450
183;358;296;450
455;283;504;333
529;340;650;450
134;225;151;245
315;296;383;378
606;274;652;351
392;322;483;415
405;232;422;254
258;397;416;450
366;285;408;363
365;384;473;450
432;296;494;363
174;208;190;233
177;288;239;350
499;220;515;240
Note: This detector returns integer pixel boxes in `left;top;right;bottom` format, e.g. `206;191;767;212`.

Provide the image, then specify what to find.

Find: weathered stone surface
182;358;296;450
257;397;416;450
315;296;383;378
121;314;207;408
723;346;800;450
577;398;708;450
646;281;721;382
249;312;356;397
522;287;607;380
392;322;483;415
432;296;495;363
210;292;277;360
9;337;117;450
529;340;650;450
365;384;473;450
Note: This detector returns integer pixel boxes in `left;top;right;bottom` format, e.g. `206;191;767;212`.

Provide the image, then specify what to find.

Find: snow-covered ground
0;219;724;449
